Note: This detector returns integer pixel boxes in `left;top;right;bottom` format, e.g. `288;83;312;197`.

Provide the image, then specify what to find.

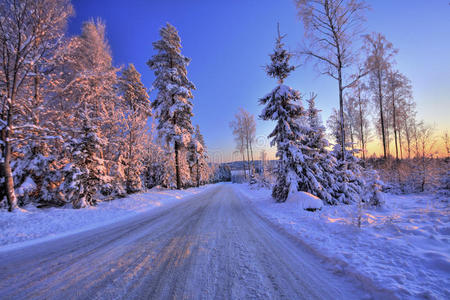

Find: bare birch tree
295;0;369;159
348;82;371;161
400;99;417;159
363;32;397;159
240;108;256;175
385;70;412;161
230;108;256;178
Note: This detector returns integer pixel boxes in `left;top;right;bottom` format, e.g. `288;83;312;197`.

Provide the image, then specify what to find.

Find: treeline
321;19;448;194
0;0;212;211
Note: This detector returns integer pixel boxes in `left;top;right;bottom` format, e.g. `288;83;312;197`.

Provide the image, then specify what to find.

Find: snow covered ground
0;184;369;299
236;184;450;299
1;182;448;298
0;185;212;251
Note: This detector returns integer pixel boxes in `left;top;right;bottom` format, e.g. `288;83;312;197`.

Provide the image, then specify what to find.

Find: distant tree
295;0;369;159
211;164;231;183
363;32;398;159
348;82;371;161
230;108;256;177
230;110;249;179
344;97;357;151
327;107;354;149
440;131;450;196
259;26;305;202
242;109;257;175
385;70;412;161
147;23;195;190
400;98;417;159
415;124;437;192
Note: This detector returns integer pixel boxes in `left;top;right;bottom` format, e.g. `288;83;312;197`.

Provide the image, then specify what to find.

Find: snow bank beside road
0;185;212;251
287;190;323;211
237;184;450;299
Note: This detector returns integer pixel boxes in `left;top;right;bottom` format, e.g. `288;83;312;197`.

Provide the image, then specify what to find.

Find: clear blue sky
68;0;450;162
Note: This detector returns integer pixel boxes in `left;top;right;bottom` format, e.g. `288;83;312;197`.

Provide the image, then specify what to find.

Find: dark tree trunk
174;141;181;189
2;96;17;211
392;90;399;161
378;70;387;159
249;140;255;174
246;138;251;177
405;121;411;159
349;124;354;151
196;157;200;188
126;129;133;193
358;95;366;161
242;152;247;179
338;68;346;160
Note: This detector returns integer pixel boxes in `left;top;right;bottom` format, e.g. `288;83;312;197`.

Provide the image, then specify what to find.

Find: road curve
0;184;368;299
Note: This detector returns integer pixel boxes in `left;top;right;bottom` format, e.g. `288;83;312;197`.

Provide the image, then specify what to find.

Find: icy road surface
0;184;369;299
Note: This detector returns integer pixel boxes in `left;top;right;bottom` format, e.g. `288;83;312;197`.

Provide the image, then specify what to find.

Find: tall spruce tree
259;27;305;202
147;23;195;189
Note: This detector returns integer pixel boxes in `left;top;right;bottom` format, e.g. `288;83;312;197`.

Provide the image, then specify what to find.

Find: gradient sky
68;0;450;162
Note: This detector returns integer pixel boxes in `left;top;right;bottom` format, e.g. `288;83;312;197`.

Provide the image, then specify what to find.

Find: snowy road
0;184;368;299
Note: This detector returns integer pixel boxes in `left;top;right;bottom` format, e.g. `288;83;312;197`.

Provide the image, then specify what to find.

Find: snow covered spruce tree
118;64;151;193
188;125;209;187
328;111;383;205
194;125;210;184
0;0;73;211
259;27;305;202
147;23;195;189
61;105;106;208
300;94;337;203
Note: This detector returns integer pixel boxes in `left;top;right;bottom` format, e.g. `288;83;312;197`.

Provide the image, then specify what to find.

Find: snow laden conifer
194;125;210;184
147;23;195;189
328;114;383;205
188;125;209;187
259;27;305;202
61;105;106;209
118;64;151;193
298;94;337;203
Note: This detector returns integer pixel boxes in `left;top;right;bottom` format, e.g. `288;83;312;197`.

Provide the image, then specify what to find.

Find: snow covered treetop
148;23;194;93
119;63;151;116
147;23;196;146
265;25;295;84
